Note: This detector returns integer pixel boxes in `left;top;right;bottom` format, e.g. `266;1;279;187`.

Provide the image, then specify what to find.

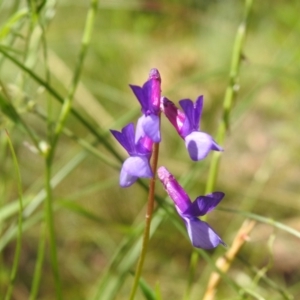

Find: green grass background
1;0;300;299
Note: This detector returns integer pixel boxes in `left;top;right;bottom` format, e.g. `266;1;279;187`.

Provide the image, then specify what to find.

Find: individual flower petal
183;192;225;217
135;116;146;144
161;97;185;135
129;85;147;113
119;169;138;188
157;166;191;213
123;156;153;177
145;69;161;109
185;131;223;161
179;96;203;133
120;156;153;187
110;123;136;155
184;217;225;249
142;114;161;143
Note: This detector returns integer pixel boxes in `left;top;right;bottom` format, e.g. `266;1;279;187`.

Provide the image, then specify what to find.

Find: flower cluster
110;68;225;249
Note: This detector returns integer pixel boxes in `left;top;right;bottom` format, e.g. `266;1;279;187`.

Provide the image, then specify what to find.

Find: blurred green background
1;0;300;299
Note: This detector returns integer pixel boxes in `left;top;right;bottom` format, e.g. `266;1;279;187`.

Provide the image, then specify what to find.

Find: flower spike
161;96;223;161
157;166;225;249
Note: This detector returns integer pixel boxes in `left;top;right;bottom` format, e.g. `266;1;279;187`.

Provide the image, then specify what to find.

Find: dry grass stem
203;219;256;300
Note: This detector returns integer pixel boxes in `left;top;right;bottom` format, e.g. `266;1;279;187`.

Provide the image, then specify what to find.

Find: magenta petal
184;217;225;249
184;192;225;217
122;156;153;178
157;166;191;213
143;78;160;109
161;97;186;135
143;114;161;142
185;131;222;161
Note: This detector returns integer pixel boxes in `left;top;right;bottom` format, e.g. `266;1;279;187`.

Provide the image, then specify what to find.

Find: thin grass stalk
129;138;161;300
48;0;98;161
183;251;199;300
30;11;61;295
42;1;98;298
206;0;253;194
44;161;62;299
203;220;256;300
4;130;24;300
218;207;300;239
29;222;47;300
184;0;253;298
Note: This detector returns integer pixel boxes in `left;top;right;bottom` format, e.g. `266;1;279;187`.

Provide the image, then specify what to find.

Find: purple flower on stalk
157;166;225;249
129;68;161;143
110;123;153;188
161;96;223;161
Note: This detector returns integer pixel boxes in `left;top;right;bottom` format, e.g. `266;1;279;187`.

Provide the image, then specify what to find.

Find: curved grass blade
4;130;24;300
218;207;300;239
138;276;156;300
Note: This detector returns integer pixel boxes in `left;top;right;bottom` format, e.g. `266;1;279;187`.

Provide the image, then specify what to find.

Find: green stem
4;130;24;300
205;0;253;194
45;160;62;299
42;1;98;298
185;1;253;299
29;221;46;300
129;141;160;300
48;0;98;163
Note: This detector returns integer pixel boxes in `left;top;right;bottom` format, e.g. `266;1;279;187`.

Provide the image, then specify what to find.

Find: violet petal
129;84;147;112
193;96;204;129
110;123;136;155
122;156;153;178
135;116;145;144
143;114;161;142
184;217;225;249
185;131;222;161
183;192;225;217
119;169;138;188
179;99;195;133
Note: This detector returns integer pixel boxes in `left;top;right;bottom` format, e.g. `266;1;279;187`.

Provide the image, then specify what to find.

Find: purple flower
161;96;223;161
157;166;225;249
110;123;153;187
129;68;161;143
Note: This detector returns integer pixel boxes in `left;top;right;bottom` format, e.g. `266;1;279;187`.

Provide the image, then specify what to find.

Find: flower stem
129;140;160;300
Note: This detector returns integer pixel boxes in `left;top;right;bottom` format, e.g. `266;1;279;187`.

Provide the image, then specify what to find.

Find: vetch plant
5;1;298;299
110;68;225;299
